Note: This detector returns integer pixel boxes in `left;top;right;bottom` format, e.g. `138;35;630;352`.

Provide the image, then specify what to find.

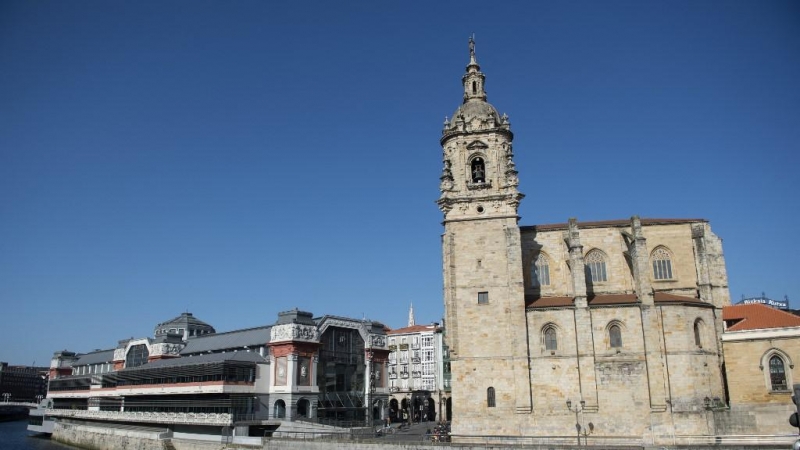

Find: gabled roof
180;326;271;355
387;325;440;335
123;351;267;371
723;303;800;332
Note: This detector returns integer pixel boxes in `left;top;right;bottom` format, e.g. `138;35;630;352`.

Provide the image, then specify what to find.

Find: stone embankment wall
53;422;166;450
50;421;796;450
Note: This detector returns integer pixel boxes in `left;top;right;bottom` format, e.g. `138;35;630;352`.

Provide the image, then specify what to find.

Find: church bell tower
439;38;532;433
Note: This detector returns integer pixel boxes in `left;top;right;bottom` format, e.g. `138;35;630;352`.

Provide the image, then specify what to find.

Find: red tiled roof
588;294;637;305
653;292;705;304
723;304;800;331
526;296;573;308
522;218;707;232
387;325;440;335
526;292;706;309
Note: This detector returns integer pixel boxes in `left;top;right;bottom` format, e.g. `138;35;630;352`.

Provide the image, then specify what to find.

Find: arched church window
531;253;550;286
471;157;486;183
487;387;496;407
543;326;557;351
652;247;674;280
694;320;703;348
609;324;622;348
769;355;788;391
472;81;477;94
584;250;608;282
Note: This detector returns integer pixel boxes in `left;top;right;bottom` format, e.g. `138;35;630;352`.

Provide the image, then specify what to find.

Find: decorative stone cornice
270;323;318;343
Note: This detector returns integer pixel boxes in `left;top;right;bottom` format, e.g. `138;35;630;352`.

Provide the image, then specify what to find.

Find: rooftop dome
443;37;509;136
451;100;502;128
154;312;215;340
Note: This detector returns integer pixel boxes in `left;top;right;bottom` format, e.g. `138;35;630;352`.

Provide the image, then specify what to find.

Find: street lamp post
367;349;375;428
566;399;587;446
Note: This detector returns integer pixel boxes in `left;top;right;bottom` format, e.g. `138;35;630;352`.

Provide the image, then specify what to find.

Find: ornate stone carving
270;323;318;343
149;343;183;357
440;159;454;192
370;334;387;348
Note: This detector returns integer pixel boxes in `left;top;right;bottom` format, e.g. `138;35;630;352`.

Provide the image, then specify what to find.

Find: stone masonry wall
723;336;800;406
521;223;702;299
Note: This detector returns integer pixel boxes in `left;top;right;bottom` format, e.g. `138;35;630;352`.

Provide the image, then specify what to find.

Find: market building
43;309;389;439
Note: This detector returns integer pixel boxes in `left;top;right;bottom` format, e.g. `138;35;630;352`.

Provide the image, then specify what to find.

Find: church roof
526;293;706;308
522;218;707;232
723;303;800;332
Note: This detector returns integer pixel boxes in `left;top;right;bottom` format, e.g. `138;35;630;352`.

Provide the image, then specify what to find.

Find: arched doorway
413;397;422;423
426;396;436;422
372;399;382;422
389;398;399;423
297;398;310;418
400;398;410;423
446;397;452;421
273;400;286;419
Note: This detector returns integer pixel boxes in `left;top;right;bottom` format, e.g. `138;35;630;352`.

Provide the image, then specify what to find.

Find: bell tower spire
437;37;523;223
463;35;487;103
439;38;532;431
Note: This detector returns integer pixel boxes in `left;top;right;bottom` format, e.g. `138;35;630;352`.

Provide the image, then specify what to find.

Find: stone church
438;39;731;442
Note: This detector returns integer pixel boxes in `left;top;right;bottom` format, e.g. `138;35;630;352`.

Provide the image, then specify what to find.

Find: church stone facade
439;39;731;443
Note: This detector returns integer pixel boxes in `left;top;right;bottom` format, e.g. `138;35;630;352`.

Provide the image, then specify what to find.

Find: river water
0;420;78;450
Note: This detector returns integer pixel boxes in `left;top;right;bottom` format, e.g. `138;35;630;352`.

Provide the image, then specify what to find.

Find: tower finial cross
469;34;476;58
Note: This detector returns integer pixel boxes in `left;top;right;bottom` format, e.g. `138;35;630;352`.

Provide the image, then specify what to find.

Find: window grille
544;327;557;351
584;251;608;282
478;292;489;304
769;356;788;391
652;247;673;280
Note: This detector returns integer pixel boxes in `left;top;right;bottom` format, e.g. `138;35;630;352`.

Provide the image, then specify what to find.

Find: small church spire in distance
408;303;415;327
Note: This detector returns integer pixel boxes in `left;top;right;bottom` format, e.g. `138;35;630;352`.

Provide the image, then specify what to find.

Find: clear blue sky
1;1;798;366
